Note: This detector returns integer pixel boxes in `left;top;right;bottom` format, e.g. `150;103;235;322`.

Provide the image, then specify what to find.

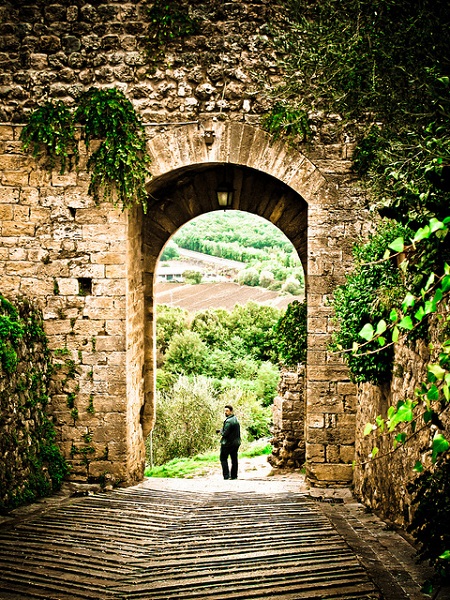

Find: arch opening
125;122;356;487
150;208;306;470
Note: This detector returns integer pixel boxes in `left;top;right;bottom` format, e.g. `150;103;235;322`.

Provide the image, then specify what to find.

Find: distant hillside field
155;282;304;312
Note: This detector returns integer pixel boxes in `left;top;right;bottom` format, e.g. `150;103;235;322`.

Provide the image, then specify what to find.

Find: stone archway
128;122;356;485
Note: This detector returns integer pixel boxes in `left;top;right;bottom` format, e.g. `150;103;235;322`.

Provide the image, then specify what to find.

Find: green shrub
149;376;222;465
330;222;408;384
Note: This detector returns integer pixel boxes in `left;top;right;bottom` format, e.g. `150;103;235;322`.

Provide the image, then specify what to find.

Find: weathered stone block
307;462;353;485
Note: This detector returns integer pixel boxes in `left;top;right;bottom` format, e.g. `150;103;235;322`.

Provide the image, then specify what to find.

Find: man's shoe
231;477;237;480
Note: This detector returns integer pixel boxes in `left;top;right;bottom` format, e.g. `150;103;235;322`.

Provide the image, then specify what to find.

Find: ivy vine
20;100;77;174
261;102;311;145
20;89;152;211
145;0;200;71
0;295;69;510
273;300;307;366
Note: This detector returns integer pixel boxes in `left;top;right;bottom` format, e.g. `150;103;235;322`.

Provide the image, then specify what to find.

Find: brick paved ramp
0;483;409;600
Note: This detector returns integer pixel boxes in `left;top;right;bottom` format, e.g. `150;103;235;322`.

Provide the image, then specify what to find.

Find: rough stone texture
269;365;305;469
0;298;59;508
353;316;450;527
0;1;368;487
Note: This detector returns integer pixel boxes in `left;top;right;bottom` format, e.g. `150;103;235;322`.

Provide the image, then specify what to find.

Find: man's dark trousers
220;444;238;479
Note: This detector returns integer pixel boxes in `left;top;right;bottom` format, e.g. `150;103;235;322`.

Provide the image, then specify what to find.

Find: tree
228;302;281;362
183;270;202;284
156;305;188;354
259;270;275;288
191;308;229;347
164;331;208;375
160;242;179;260
255;361;280;407
237;267;259;287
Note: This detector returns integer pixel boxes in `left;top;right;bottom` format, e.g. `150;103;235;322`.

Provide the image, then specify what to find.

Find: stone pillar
269;365;305;469
304;178;362;485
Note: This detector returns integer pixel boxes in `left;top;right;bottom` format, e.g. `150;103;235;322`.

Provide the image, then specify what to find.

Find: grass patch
145;441;272;479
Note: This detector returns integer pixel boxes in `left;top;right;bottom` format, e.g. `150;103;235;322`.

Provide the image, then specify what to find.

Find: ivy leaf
441;275;450;293
424;273;435;291
432;433;449;463
388;400;416;431
392;326;399;342
414;306;425;322
388;237;404;253
413;225;430;243
370;447;379;459
359;323;374;341
376;320;387;335
364;423;374;436
427;384;439;401
413;460;424;473
439;550;450;560
401;293;415;310
378;336;386;346
375;416;385;432
428;364;446;380
389;309;398;322
429;217;445;233
398;316;413;330
444;384;450;401
394;432;407;446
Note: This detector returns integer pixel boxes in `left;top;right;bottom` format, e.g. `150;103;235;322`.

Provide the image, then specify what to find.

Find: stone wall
0;0;282;125
270;365;305;469
0;296;67;509
353;318;450;527
0;123;134;485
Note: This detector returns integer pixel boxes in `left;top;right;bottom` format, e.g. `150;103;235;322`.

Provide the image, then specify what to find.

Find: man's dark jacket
221;414;241;447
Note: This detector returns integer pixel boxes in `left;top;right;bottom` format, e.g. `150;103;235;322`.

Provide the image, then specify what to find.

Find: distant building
156;265;187;282
157;258;231;283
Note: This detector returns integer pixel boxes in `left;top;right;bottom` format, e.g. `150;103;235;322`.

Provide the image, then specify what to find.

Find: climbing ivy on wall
0;295;69;510
265;2;450;583
145;0;200;71
20;88;152;211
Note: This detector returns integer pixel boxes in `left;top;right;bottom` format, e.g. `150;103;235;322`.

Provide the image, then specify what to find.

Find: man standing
218;405;241;480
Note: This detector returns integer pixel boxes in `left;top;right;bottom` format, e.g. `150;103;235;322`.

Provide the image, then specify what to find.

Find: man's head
224;405;233;416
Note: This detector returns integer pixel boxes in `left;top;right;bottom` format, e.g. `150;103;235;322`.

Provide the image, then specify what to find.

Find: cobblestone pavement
0;458;448;600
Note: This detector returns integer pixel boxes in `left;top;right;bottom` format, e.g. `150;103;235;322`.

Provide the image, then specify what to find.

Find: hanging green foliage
261;102;311;144
21;89;152;211
329;222;411;384
74;88;152;209
20;100;77;174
